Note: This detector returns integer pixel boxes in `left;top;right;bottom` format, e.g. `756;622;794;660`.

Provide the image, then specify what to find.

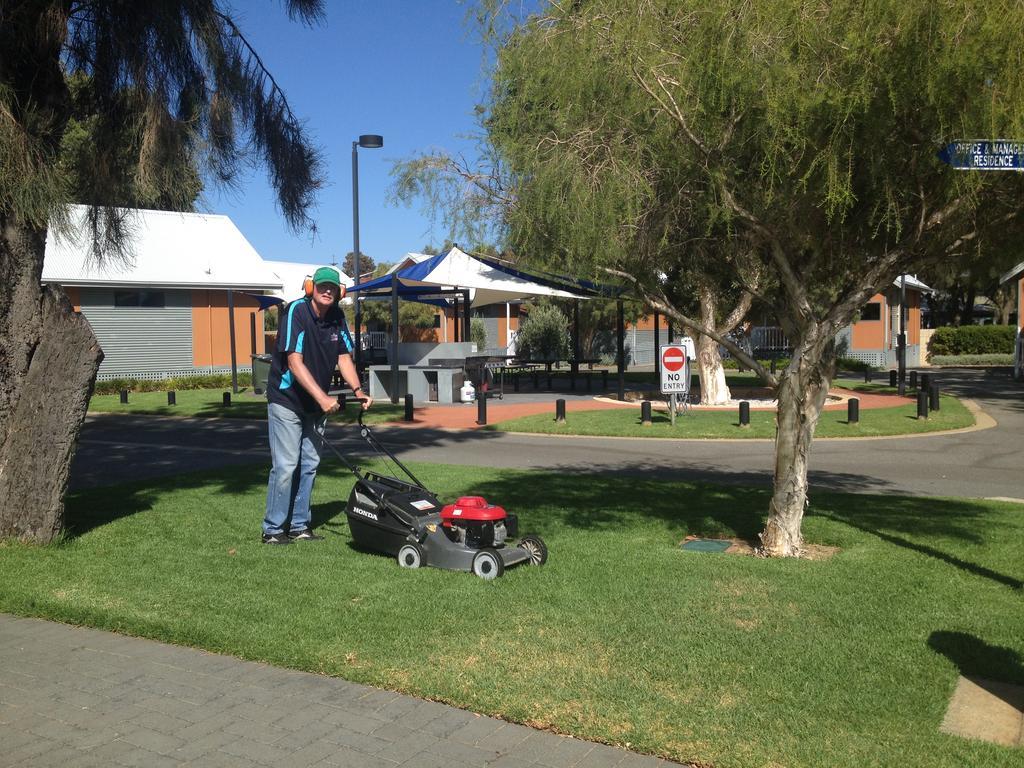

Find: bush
94;372;253;395
928;354;1014;367
515;305;570;361
471;318;488;351
928;325;1015;358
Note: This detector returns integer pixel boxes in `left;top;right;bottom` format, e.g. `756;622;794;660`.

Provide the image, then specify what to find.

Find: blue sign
938;141;1024;171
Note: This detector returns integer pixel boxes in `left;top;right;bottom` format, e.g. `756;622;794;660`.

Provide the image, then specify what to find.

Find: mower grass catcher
322;412;547;579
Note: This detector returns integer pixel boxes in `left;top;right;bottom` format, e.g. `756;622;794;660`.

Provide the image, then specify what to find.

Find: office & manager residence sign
938;141;1024;171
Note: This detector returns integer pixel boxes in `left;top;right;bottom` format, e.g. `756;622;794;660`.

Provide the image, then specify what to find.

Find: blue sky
205;2;491;275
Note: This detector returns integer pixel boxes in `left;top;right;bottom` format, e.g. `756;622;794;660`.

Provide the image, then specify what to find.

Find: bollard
770;358;777;375
910;370;918;389
555;398;566;423
930;384;940;411
920;373;930;392
167;391;176;406
222;392;231;406
641;400;652;426
848;397;859;424
601;369;609;390
917;390;929;419
404;393;414;422
864;368;872;383
889;370;897;387
119;389;129;404
476;391;487;426
739;401;750;428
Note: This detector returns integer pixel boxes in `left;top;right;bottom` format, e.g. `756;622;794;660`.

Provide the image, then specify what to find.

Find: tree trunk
694;284;732;405
0;217;103;542
695;333;731;404
759;333;834;557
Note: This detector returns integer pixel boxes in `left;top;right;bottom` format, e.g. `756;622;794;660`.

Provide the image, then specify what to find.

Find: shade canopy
348;246;605;307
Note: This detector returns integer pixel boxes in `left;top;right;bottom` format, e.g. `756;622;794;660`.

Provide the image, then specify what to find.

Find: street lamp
351;134;384;370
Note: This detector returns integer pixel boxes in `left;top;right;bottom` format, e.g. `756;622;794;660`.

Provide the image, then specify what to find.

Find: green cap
312;265;342;287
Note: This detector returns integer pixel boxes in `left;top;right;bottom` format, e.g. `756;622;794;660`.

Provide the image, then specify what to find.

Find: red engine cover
440;496;506;523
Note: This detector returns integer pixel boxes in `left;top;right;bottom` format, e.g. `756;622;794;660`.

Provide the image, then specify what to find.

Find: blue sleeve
280;300;308;354
339;314;354;355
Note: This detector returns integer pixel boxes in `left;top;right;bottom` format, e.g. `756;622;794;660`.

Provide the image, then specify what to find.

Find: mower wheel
518;534;548;566
397;542;426;569
471;548;504;580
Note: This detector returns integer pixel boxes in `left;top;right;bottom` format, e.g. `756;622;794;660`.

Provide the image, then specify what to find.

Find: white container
460;380;476;403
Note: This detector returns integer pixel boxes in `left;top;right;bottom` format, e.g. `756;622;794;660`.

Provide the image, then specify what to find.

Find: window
115;290;165;308
859;302;881;321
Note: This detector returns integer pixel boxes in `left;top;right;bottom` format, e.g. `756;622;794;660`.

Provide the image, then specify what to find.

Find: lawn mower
319;410;547;579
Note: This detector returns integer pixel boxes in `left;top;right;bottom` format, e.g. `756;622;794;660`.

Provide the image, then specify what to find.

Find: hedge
93;372;253;395
928;354;1014;367
927;325;1015;358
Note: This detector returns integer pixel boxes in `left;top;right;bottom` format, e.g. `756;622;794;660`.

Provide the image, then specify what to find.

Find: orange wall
192;290;264;367
630;314;669;332
64;286;81;312
850;291;921;351
851;293;886;350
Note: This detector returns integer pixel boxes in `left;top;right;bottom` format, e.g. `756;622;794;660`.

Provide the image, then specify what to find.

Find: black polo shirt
267;298;354;415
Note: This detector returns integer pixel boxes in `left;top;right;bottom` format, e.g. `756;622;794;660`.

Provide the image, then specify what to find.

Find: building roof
264;259;353;303
892;274;933;293
42;205;282;291
1000;260;1024;285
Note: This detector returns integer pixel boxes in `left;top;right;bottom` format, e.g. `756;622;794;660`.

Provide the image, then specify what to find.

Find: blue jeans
263;403;326;535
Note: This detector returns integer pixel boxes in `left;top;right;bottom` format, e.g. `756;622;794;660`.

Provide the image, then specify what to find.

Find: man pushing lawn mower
262;266;372;545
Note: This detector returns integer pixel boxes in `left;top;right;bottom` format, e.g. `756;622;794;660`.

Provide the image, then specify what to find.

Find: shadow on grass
817;503;1022;590
928;630;1024;691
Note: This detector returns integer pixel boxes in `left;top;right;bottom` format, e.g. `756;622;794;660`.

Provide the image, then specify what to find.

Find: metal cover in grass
680;538;732;553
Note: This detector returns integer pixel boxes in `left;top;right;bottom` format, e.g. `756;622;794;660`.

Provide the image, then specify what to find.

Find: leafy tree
470;317;488;351
1;2;325;542
485;0;1024;555
343;250;376;281
515;304;571;361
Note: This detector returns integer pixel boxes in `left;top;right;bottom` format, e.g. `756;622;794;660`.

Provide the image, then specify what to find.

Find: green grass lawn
88;388;405;424
489;395;972;439
1;463;1021;767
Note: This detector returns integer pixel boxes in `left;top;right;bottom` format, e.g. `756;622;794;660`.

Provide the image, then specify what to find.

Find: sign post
660;344;690;427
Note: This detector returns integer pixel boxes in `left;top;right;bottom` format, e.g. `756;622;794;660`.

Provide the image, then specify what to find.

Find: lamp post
898;273;907;395
351;134;383;370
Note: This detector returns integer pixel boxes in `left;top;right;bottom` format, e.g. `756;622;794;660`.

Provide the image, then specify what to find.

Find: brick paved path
0;614;680;768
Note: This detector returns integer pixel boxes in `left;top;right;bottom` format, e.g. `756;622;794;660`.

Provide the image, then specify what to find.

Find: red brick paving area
384;388;913;430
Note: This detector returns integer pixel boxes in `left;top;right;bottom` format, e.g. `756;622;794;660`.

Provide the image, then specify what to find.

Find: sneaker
262;532;291;545
289;529;324;541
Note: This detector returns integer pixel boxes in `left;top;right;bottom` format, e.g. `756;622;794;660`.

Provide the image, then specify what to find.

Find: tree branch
604;267;776;385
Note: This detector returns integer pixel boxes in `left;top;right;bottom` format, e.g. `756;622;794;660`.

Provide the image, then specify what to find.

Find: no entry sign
660;345;690;394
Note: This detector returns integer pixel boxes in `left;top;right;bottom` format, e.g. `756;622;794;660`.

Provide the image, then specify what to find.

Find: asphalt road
70;367;1024;500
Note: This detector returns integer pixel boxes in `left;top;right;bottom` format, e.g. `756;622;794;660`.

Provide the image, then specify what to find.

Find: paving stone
322;724;393;753
374;729;442;762
218;736;295;766
417;707;479;738
0;615;694;768
476;722;535;753
424;736;502;765
170;728;240;761
118;724;187;755
490;753;539;768
575;743;627;767
449;714;507;745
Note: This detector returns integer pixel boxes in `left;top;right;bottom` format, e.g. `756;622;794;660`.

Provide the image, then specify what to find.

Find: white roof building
43;205;282;291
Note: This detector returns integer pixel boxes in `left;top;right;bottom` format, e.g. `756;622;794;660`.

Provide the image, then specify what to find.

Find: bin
251;353;273;395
